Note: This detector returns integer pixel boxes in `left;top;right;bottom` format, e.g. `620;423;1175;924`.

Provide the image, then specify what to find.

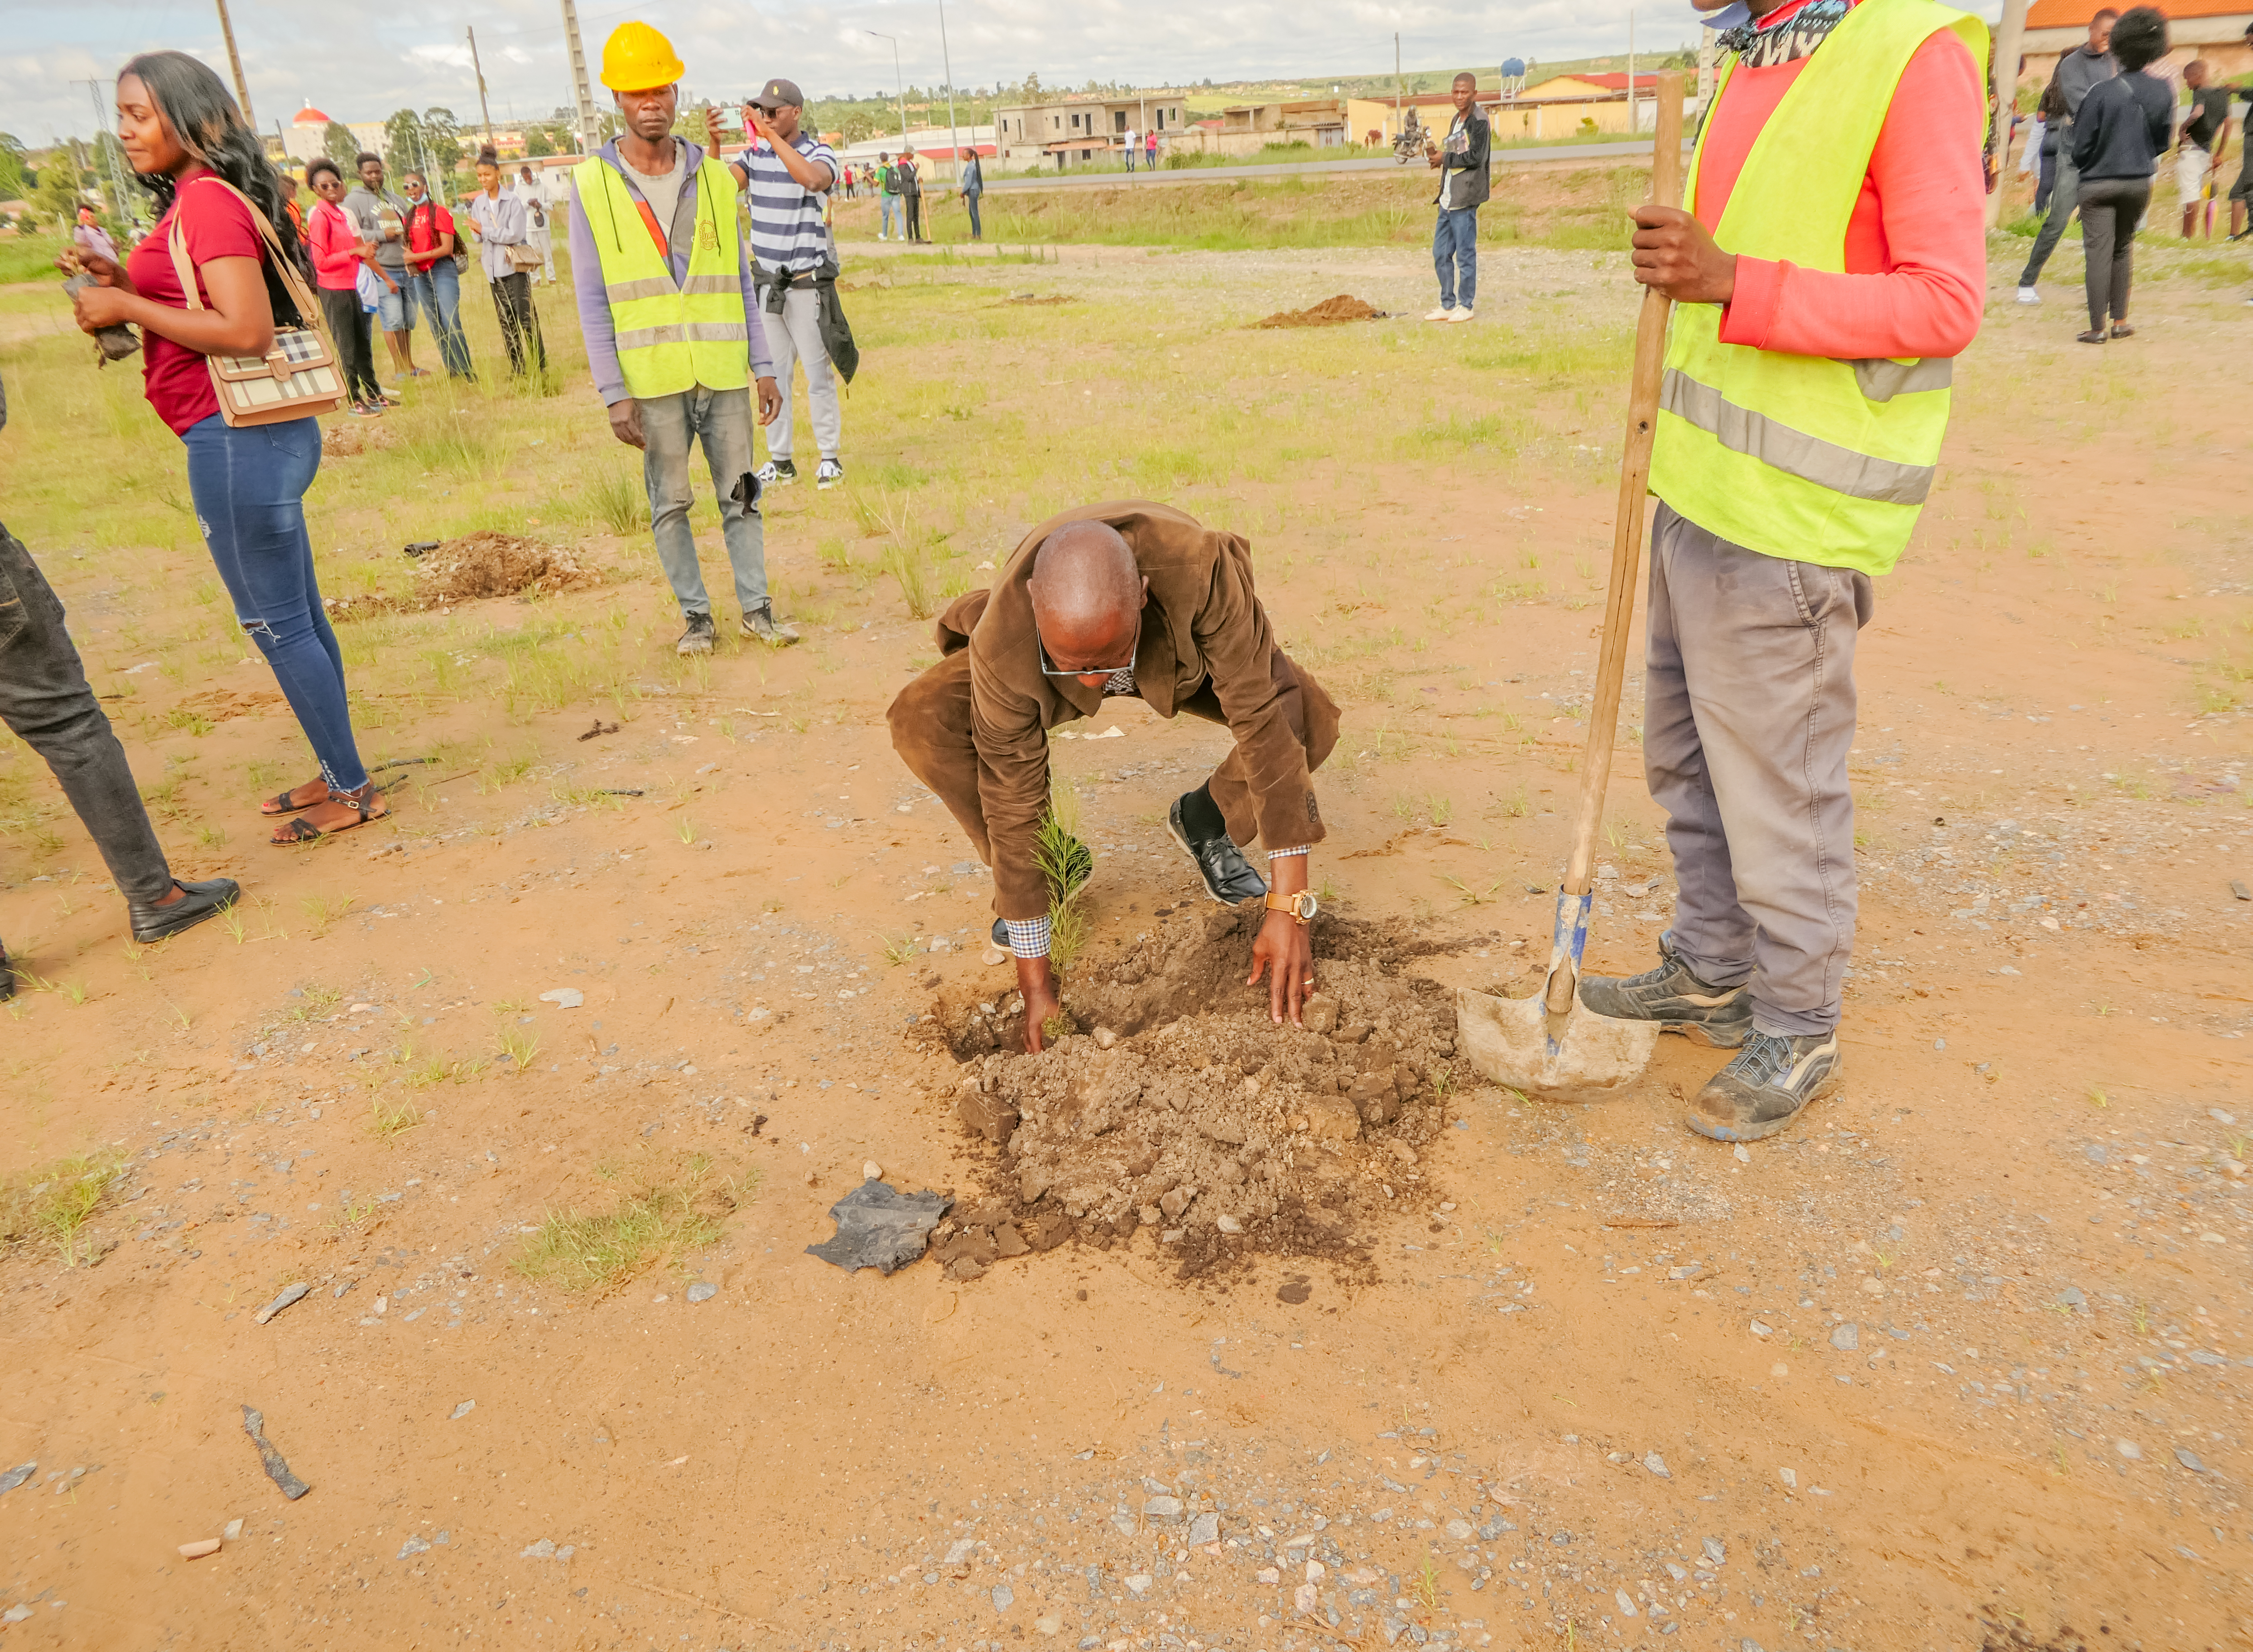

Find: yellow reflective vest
572;153;749;399
1649;0;1988;576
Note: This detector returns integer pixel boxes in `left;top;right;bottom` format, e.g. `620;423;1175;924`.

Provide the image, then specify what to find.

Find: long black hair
118;49;309;324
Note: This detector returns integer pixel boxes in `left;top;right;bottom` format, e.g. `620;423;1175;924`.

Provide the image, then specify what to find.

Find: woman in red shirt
303;155;386;414
400;169;474;379
67;50;387;844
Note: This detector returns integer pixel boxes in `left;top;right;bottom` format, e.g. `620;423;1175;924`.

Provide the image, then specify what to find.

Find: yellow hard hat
600;21;685;92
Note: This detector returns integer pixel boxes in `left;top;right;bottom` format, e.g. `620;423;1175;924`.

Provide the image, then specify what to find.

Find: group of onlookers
2015;8;2248;340
298;146;552;414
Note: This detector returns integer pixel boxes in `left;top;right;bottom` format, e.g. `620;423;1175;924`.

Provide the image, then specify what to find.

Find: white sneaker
2015;285;2041;304
1447;306;1474;323
1423;306;1452;322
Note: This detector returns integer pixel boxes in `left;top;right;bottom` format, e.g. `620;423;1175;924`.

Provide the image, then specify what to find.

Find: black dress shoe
0;941;14;1004
1167;795;1269;905
129;877;241;943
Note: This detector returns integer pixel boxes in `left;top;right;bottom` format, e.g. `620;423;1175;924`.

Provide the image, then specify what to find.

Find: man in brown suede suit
889;501;1338;1053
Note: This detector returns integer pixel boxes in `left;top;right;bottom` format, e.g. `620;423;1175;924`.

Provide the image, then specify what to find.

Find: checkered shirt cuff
1005;916;1052;959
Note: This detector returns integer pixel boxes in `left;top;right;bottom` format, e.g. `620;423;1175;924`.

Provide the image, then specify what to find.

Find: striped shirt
740;133;838;274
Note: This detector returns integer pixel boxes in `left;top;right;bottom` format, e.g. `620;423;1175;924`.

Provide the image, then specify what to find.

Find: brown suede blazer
932;499;1325;921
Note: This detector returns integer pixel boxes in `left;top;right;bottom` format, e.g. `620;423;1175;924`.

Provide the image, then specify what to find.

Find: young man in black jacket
1425;72;1490;323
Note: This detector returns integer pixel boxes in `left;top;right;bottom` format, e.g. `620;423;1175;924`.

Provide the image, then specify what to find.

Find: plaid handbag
167;176;345;427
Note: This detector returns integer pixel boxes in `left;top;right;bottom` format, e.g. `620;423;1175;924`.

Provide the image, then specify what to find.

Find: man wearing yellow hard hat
568;21;799;654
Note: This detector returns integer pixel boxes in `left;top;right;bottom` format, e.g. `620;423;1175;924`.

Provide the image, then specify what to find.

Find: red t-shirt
125;171;266;436
404;199;455;256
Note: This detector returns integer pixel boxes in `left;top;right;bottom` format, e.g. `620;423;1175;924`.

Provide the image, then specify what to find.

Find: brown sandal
270;782;387;845
260;780;328;817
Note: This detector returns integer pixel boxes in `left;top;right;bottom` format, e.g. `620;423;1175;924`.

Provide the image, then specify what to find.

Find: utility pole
560;0;602;157
1626;9;1636;134
214;0;255;127
938;0;960;184
76;79;132;223
869;31;909;147
468;26;495;144
1987;0;2030;227
1393;32;1403;143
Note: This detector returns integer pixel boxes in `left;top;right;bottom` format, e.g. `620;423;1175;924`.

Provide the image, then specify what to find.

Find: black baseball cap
751;78;804;110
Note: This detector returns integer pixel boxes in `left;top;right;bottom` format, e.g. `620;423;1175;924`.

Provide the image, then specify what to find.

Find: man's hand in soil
607;399;646;450
1630;204;1738;305
1247;853;1315;1026
756;375;782;426
1016;955;1062;1054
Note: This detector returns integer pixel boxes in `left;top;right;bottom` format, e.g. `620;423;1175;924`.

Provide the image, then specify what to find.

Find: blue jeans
180;414;367;793
408;261;473;379
640;386;770;620
1434;206;1479;310
965;192;983;239
881;194;898;235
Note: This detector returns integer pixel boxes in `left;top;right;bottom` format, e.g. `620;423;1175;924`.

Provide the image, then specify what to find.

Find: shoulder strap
176;174;331;343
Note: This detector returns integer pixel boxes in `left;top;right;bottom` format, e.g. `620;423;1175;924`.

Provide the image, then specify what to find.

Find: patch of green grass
369;1096;425;1139
2;1146;129;1267
512;1157;751;1295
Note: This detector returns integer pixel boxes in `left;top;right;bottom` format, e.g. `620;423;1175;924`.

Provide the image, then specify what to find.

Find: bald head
1027;520;1148;684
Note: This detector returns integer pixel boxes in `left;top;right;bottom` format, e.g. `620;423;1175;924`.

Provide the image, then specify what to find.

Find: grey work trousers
0;524;172;903
1643;503;1873;1037
759;284;843;464
2017;143;2083;286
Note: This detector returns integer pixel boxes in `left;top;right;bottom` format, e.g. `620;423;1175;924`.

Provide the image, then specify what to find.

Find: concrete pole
468;27;495;144
939;0;960;184
1987;0;2031;226
560;0;602;157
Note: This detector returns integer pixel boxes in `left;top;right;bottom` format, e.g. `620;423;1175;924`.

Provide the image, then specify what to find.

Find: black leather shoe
129;877;241;944
0;941;14;1004
1167;795;1268;905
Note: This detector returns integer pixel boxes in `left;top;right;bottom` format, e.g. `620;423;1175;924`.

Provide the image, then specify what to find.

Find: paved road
982;140;1685;195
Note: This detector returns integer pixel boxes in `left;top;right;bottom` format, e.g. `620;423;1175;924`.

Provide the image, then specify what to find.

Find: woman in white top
515;163;554;284
464;145;545;375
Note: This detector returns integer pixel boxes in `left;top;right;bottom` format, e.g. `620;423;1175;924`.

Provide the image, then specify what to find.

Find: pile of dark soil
325;533;609;618
919;905;1461;1280
1255;294;1384;329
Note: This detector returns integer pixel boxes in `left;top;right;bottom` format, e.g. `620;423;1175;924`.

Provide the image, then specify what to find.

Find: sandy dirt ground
0;217;2248;1652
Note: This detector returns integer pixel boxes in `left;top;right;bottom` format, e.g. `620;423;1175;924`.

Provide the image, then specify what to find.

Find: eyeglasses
1036;616;1139;679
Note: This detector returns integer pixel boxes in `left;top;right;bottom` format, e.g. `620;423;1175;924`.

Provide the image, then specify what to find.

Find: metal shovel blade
1454;984;1661;1104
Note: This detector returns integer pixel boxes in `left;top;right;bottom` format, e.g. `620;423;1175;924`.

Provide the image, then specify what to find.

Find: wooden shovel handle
1545;73;1687;1016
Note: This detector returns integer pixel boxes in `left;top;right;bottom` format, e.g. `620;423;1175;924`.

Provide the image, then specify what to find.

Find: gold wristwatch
1265;890;1319;925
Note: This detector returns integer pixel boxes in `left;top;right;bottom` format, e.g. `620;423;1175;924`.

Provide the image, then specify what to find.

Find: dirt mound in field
919;905;1460;1281
1255;294;1384;329
325;532;610;619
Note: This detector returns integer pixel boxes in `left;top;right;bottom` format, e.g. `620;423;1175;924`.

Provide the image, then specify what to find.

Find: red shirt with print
123;169;268;436
404;199;455;258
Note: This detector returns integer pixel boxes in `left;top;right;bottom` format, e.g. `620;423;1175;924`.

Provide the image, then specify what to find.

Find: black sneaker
0;940;13;1004
755;458;798;488
1684;1030;1842;1143
676;612;715;656
741;603;799;648
129;877;241;944
1166;794;1268;905
1577;943;1752;1047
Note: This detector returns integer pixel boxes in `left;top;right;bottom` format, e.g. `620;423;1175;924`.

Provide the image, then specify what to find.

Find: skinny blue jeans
1434;206;1479;311
880;193;899;235
181;413;368;793
408;260;474;379
640;385;770;620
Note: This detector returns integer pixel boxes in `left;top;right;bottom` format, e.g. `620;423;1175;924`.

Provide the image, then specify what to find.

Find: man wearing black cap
899;144;926;242
718;78;849;492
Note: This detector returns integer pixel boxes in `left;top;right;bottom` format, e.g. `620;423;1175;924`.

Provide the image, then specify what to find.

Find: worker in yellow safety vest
1576;0;1989;1143
568;20;797;654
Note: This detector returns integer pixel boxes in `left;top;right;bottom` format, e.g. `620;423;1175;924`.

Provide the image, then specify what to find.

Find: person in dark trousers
959;146;985;241
67;51;388;846
0;375;236;996
1424;72;1490;322
303;156;386;415
2034;77;2067;214
2230;24;2253;235
467;145;546;376
2017;7;2118;303
899;146;925;241
2070;6;2171;343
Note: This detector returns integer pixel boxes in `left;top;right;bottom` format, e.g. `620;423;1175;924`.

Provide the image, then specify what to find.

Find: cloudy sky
8;0;1778;147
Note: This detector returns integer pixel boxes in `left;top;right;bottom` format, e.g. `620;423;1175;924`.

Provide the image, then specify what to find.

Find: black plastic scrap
804;1180;953;1275
241;1406;310;1500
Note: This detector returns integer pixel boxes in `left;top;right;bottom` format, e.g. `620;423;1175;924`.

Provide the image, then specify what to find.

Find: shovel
1458;73;1685;1103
